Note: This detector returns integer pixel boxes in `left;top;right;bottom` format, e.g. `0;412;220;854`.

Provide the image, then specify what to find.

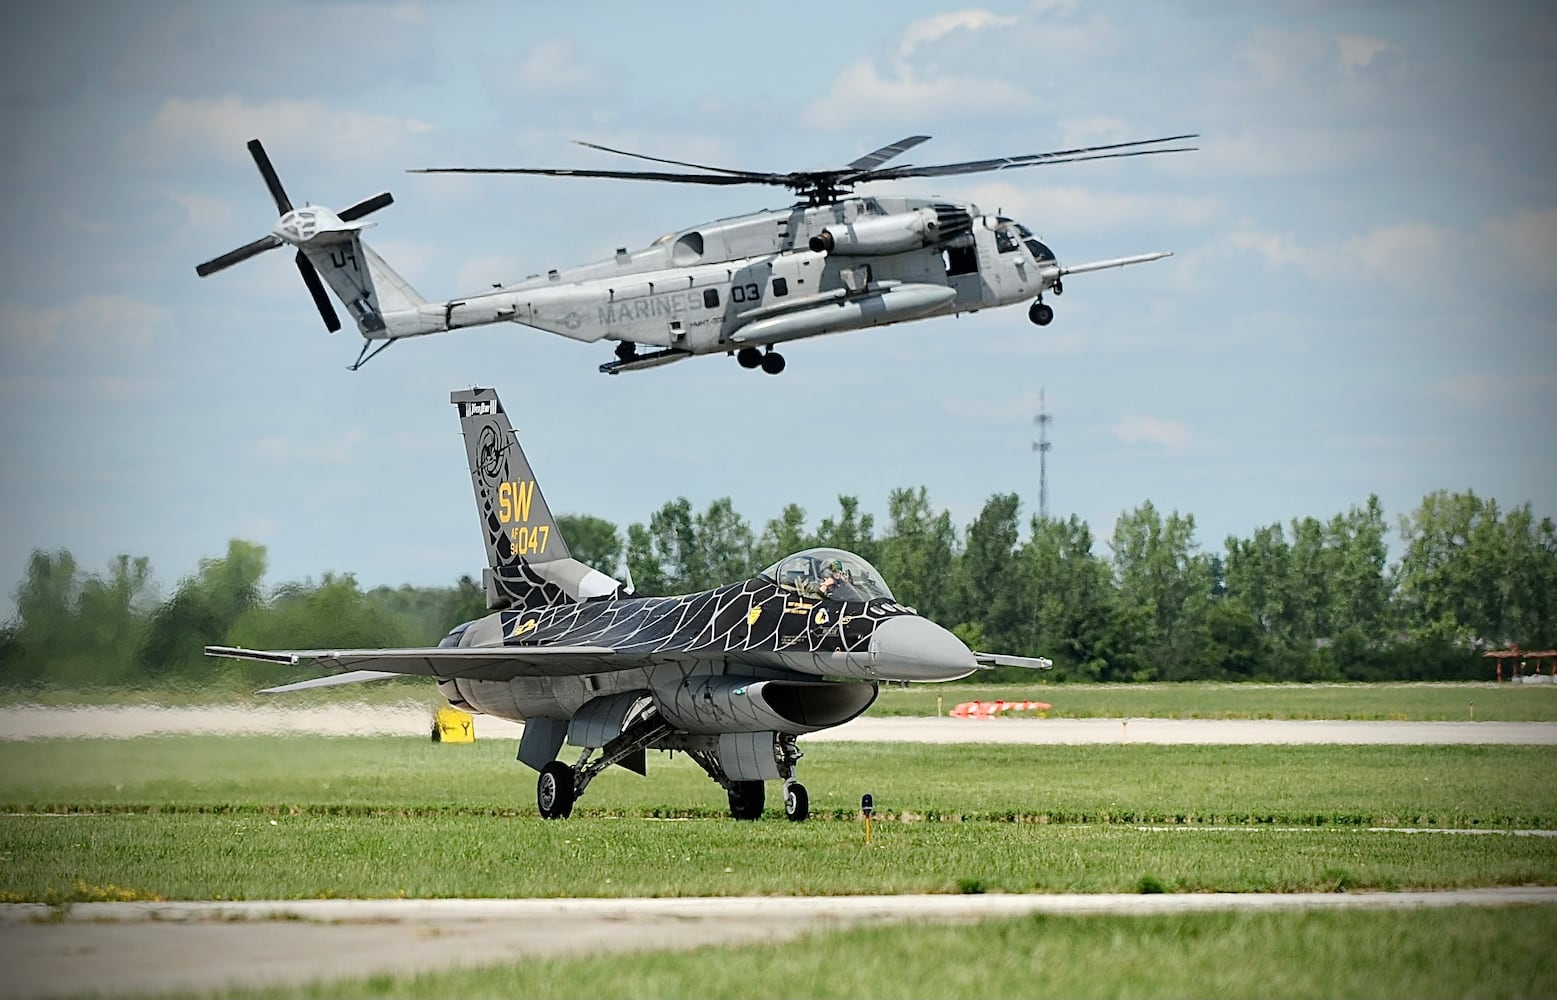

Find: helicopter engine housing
809;207;942;256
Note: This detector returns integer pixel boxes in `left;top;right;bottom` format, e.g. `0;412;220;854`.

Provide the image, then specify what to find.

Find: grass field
6;680;1555;720
3;737;1554;901
202;906;1557;1000
871;681;1557;721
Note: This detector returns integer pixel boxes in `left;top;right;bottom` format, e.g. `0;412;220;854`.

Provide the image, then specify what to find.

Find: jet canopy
760;547;895;602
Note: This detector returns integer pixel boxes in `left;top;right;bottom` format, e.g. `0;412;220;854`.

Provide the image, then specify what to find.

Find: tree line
2;489;1552;690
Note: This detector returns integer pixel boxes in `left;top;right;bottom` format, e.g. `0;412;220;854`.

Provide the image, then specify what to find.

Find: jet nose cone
870;615;976;682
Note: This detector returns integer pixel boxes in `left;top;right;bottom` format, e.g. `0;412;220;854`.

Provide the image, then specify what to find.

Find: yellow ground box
432;706;475;743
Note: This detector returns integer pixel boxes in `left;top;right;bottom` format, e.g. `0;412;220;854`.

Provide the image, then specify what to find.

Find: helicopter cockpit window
1025;239;1056;262
995;227;1021;253
760;547;895;602
1009;222;1056;261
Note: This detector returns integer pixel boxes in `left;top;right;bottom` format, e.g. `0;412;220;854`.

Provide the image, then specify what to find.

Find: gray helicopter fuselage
403;195;1055;356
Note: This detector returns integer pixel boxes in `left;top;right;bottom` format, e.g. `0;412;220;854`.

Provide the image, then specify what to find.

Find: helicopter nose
870;616;977;682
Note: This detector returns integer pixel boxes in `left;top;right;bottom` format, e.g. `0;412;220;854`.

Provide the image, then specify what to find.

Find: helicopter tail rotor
195;139;395;334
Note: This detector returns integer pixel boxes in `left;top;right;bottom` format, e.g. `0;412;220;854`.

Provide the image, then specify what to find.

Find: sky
1;0;1553;613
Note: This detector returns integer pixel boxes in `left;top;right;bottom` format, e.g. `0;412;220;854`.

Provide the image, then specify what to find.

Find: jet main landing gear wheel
784;781;809;822
1029;301;1054;326
727;780;766;820
537;761;576;819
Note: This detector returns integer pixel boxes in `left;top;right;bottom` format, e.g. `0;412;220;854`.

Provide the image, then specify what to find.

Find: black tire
784;782;810;822
537;761;575;819
760;352;786;375
727;780;765;820
736;347;763;369
1029;301;1054;326
615;341;638;361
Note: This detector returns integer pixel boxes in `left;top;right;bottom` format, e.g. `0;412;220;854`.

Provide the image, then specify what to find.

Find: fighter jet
208;387;1050;820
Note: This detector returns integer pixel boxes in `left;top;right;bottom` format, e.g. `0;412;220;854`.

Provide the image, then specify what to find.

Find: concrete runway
3;705;1555;744
4;889;1555;1000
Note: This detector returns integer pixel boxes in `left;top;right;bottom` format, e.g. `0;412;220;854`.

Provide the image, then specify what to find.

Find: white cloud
1337;34;1394;77
1112;415;1190;449
897;9;1018;62
1340;222;1452;287
0;294;169;353
483;37;613;105
162;190;234;232
803;10;1032;130
142;97;434;165
1186;128;1378;179
803;60;1034;131
1230;211;1555;294
1239;29;1332;90
954;180;1220;234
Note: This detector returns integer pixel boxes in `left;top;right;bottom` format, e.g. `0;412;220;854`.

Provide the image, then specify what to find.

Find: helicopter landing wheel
1029;301;1054;326
736;347;763;369
615;341;638;362
760;351;786;375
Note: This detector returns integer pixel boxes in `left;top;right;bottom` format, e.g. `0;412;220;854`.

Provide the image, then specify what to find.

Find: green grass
204;905;1557;1000
3;738;1553;827
2;737;1554;901
5;813;1553;901
872;680;1557;721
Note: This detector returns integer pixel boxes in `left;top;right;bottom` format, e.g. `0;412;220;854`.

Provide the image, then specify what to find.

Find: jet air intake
809;205;971;256
655;677;878;734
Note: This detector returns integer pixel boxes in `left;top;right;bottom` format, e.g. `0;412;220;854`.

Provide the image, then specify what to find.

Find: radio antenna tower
1032;389;1053;521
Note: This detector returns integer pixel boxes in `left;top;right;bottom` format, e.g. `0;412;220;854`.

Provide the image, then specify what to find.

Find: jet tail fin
451;387;623;610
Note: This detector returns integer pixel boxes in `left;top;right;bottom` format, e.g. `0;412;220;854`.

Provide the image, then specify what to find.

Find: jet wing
205;644;622;683
973;651;1054;670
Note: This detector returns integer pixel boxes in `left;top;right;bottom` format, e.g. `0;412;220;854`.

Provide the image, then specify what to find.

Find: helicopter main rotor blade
195;234;283;277
571;141;772;179
864;134;1199;182
295;251;342;332
409;165;764;186
248;139;294;216
873;145;1199;181
846;135;931;172
338;191;394;222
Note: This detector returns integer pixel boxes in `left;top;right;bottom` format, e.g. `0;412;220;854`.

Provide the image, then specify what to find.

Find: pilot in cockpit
817;558;846;597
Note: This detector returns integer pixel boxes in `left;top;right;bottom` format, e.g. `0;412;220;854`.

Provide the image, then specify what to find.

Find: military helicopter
196;133;1195;374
